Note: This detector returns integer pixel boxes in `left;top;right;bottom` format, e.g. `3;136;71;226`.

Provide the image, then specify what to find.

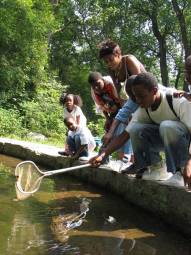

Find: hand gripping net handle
15;161;91;200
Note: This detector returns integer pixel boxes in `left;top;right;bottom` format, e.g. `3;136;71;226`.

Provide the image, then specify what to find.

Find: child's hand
89;154;104;167
173;91;185;98
173;91;191;101
183;92;191;101
183;159;191;190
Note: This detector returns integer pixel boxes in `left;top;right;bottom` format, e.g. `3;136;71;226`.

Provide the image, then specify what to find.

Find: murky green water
0;154;190;255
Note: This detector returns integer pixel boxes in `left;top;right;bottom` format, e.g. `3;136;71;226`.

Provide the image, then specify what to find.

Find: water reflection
0;154;190;255
51;197;91;243
6;212;50;254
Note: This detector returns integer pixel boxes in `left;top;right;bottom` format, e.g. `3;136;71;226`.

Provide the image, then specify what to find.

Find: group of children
59;39;191;189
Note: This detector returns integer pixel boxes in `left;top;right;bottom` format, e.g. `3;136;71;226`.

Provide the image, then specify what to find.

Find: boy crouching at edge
63;117;96;160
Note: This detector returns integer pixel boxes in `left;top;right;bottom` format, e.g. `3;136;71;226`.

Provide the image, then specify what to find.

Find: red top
91;81;122;114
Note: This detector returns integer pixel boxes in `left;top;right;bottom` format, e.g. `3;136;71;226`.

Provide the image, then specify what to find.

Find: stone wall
0;138;191;237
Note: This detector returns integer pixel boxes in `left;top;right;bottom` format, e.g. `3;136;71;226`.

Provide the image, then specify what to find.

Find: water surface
0;154;190;255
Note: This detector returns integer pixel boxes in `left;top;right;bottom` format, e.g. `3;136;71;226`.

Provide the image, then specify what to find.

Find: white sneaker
79;156;89;162
142;161;173;181
108;160;132;173
162;171;184;187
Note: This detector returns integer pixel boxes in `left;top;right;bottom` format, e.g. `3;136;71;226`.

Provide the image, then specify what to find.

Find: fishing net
15;161;43;200
14;161;91;201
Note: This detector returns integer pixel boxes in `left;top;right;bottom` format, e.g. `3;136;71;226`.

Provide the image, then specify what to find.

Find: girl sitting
59;93;87;127
59;93;87;156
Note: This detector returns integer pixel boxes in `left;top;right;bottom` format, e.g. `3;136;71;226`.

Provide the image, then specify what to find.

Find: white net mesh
15;161;43;200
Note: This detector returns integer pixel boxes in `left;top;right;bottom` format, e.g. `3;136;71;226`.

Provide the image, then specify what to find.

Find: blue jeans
129;121;190;173
67;135;88;157
114;122;132;154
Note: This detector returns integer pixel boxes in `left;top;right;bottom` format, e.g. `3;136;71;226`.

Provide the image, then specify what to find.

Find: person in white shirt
60;93;87;127
59;93;87;156
124;72;191;186
64;117;96;160
181;55;191;188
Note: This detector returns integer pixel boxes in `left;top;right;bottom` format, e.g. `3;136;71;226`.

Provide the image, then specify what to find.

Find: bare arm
126;55;146;75
183;158;191;189
76;115;80;125
102;119;120;145
89;130;130;166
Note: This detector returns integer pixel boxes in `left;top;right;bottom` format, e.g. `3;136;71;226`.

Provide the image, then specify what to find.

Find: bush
88;117;105;137
20;80;66;142
0;108;26;137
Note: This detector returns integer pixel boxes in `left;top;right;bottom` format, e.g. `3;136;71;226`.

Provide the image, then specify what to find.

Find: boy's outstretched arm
89;130;130;167
102;119;120;145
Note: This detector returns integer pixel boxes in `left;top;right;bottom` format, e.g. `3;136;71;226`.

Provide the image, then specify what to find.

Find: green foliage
20;80;66;140
0;0;55;103
0;0;191;146
0;108;26;137
88;117;105;137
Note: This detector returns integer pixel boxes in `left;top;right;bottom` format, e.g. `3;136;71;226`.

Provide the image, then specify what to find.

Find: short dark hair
98;39;121;59
63;117;75;127
132;72;158;91
88;72;102;85
125;75;137;102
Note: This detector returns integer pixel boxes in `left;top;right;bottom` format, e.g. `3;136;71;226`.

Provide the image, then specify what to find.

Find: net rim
15;175;44;194
15;160;45;176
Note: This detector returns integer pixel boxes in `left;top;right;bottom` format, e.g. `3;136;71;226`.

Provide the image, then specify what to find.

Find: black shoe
135;168;148;179
121;164;147;175
58;151;69;156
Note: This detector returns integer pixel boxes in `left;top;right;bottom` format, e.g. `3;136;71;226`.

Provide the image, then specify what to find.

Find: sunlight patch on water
69;228;155;239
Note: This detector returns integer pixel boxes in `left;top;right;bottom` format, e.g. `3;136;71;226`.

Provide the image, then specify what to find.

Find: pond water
0;154;190;255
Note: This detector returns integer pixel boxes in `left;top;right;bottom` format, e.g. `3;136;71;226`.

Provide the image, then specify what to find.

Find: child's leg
74;135;88;157
129;123;163;170
159;120;190;173
114;122;133;161
67;136;77;154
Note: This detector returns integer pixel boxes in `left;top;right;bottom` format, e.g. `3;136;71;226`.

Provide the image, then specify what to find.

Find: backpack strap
145;109;158;125
145;92;178;124
165;93;179;119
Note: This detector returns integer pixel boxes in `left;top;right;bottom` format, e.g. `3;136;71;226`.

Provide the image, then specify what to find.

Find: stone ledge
0;137;190;237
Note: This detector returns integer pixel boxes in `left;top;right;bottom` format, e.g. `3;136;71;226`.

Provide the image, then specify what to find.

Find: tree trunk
158;37;169;86
171;0;191;59
151;11;169;85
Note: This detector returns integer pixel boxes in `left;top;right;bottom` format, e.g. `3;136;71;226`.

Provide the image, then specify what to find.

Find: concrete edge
0;137;190;237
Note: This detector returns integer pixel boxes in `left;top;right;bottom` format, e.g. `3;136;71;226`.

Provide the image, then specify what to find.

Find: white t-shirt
126;89;191;133
68;126;96;152
64;105;87;127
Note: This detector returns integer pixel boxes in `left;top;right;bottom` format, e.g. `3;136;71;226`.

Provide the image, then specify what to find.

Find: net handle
15;161;91;178
44;163;91;176
15;161;91;200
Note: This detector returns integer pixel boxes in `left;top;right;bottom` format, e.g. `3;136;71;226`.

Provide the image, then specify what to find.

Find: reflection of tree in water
50;196;157;255
0;166;54;255
0;164;189;255
6;212;50;254
51;197;91;243
47;176;157;255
